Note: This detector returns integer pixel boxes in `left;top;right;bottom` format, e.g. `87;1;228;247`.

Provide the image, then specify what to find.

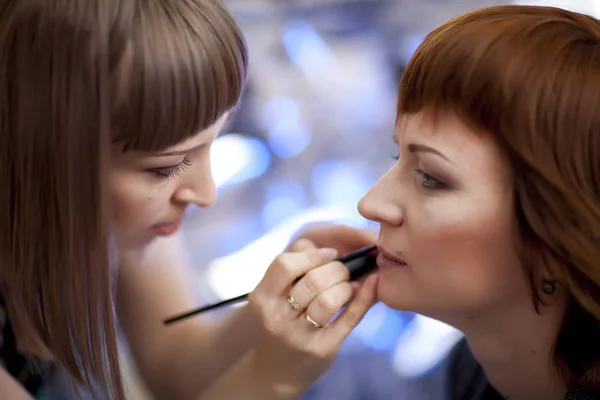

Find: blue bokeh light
311;160;375;206
268;123;312;159
265;180;307;204
225;137;272;186
282;20;334;70
262;197;304;230
261;180;308;229
261;96;311;159
353;303;414;352
260;96;300;127
218;214;263;255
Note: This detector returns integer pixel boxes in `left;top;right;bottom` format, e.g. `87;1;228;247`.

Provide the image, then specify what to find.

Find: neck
456;304;567;400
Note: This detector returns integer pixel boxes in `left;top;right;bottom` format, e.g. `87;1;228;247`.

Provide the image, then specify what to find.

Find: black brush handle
345;254;378;281
163;245;378;325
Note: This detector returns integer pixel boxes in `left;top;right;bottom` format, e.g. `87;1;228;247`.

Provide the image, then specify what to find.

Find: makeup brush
163;244;378;325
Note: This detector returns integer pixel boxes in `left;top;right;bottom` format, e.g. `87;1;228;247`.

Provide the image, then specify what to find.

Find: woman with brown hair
355;4;600;400
0;0;379;399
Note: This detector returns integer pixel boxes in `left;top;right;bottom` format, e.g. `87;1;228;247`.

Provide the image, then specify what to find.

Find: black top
0;297;92;399
302;334;598;400
448;339;596;400
0;297;45;397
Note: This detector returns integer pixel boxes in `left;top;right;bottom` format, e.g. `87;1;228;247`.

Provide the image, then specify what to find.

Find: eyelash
415;168;446;190
151;158;193;181
391;154;446;190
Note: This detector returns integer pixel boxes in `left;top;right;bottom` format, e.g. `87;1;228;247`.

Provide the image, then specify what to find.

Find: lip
376;245;408;269
152;219;183;236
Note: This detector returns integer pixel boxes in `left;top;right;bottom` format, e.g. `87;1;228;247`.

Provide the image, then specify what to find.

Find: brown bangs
110;0;248;151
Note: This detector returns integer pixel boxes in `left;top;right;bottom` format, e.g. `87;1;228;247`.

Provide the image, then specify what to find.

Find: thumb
323;274;379;343
288;238;317;252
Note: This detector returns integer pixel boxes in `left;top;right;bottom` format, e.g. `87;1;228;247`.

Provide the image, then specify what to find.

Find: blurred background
125;0;600;398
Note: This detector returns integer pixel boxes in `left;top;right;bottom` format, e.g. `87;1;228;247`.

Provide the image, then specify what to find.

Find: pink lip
152;219;182;236
376;245;408;269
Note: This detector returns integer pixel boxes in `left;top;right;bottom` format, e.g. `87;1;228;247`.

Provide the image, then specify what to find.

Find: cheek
418;193;527;303
380;190;530;316
110;172;167;234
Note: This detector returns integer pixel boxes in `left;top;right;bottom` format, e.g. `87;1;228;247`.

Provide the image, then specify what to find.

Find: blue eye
415;168;447;190
150;158;193;181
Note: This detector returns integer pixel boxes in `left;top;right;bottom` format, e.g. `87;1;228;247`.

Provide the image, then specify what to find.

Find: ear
536;271;569;310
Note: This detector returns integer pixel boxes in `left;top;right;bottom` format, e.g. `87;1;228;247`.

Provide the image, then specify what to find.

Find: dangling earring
541;281;556;295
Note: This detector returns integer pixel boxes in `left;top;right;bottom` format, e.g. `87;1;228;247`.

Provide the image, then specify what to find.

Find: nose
173;157;217;208
358;170;404;226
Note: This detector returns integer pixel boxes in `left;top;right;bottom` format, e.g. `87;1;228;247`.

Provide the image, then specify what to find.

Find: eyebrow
154;142;206;157
408;143;453;163
394;136;453;164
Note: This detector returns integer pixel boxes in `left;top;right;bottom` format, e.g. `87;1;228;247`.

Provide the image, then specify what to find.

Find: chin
136;232;157;248
376;277;444;318
114;229;155;252
376;278;416;312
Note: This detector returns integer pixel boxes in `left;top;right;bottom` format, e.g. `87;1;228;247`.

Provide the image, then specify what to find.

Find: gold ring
305;313;323;329
287;296;302;311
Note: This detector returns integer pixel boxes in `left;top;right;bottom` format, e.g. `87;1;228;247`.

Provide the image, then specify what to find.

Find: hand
247;239;379;398
289;223;377;256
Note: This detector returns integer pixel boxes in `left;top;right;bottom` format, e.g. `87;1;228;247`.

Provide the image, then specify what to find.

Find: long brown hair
0;0;247;398
398;5;600;392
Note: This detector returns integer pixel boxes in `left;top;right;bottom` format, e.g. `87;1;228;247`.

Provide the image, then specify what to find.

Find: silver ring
287;296;302;311
305;313;323;329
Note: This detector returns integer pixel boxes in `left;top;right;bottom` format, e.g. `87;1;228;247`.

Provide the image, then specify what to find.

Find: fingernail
318;247;338;259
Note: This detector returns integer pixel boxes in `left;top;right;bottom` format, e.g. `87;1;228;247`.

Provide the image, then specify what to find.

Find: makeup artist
0;1;378;399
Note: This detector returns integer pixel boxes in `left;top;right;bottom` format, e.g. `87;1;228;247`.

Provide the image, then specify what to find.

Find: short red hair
398;5;600;392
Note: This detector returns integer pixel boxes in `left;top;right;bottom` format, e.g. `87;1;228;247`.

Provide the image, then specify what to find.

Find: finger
338;282;361;310
262;248;339;294
302;282;354;328
323;274;379;341
342;282;361;308
287;238;317;252
288;261;349;310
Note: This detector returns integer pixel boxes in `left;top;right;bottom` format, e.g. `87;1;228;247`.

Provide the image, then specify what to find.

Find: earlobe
541;280;556;295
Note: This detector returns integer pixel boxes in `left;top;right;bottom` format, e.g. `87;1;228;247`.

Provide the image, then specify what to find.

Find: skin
109;114;225;250
105;112;378;399
358;110;569;400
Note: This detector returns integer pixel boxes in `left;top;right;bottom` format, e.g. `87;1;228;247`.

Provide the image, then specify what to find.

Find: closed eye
149;158;193;181
415;168;447;190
